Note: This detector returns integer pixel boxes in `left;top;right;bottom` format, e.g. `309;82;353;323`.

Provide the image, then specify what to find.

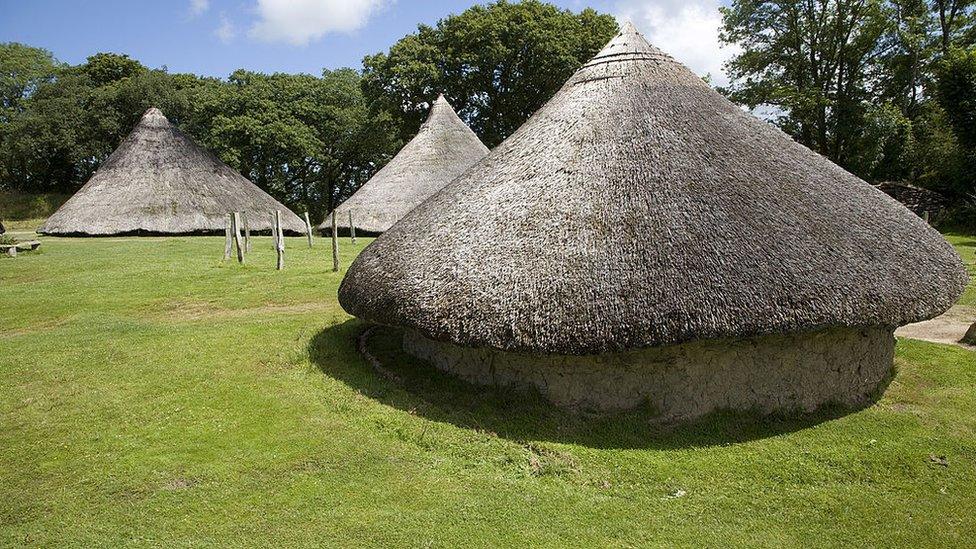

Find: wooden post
349;210;356;244
224;214;233;260
304;212;314;248
923;210;930;224
270;211;278;251
331;211;340;272
232;211;245;264
275;210;285;271
243;211;251;253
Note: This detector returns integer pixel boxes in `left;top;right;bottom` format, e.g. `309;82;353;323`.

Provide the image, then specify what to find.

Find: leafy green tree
879;0;936;118
0;43;60;123
719;0;976;208
931;47;976;196
189;69;394;220
82;52;145;86
0;53;202;192
362;0;618;147
935;46;976;147
932;0;975;53
0;67;96;191
720;0;893;169
0;43;64;188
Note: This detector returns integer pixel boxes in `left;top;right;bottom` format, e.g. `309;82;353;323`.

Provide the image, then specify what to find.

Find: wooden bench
1;240;41;257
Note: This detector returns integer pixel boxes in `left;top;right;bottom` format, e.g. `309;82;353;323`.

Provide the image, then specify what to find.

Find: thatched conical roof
39;108;306;236
339;23;968;355
324;95;488;235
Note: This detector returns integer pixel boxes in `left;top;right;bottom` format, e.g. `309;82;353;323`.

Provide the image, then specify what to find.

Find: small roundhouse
339;24;968;420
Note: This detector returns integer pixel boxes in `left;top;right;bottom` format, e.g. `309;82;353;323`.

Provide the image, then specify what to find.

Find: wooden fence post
224;214;233;260
304;212;314;248
923;210;930;224
275;210;285;271
349;210;356;244
232;211;245;264
243;211;251;253
270;212;278;251
331;212;340;272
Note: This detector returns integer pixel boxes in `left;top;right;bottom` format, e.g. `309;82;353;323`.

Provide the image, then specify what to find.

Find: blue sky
0;0;736;83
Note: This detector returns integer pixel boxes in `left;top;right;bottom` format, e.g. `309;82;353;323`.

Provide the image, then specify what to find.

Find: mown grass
945;233;976;306
1;235;975;547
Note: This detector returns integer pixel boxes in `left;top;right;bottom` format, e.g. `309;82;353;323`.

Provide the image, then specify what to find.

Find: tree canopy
362;0;618;147
720;0;976;200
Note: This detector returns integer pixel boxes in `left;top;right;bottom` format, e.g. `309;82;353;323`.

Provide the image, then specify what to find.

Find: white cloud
215;14;237;44
189;0;210;17
614;0;739;86
248;0;390;46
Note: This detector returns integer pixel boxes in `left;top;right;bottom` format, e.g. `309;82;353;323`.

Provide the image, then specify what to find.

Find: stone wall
875;182;949;218
403;327;895;421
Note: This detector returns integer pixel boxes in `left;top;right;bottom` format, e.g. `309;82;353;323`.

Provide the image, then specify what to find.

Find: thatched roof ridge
39;108;306;236
322;95;488;235
339;24;968;355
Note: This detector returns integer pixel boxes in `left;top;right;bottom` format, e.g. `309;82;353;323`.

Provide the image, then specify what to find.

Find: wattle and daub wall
403;327;895;421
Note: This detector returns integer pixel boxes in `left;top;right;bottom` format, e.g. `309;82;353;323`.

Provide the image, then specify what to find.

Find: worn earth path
897;305;975;349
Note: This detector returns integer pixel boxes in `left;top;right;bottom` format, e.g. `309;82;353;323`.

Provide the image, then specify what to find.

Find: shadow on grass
309;320;888;450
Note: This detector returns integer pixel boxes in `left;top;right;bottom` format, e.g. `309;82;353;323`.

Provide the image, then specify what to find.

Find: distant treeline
0;1;617;223
1;0;975;224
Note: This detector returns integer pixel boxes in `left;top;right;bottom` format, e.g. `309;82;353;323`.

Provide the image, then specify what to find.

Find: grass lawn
945;233;976;306
1;233;975;547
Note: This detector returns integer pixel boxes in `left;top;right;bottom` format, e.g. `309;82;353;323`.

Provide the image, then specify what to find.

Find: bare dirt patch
896;306;976;349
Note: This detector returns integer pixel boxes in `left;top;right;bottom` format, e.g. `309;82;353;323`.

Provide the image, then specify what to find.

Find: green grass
1;235;975;547
945;233;976;306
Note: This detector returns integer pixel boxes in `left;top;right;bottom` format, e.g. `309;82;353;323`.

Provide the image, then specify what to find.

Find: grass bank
0;191;70;231
946;233;976;306
1;235;974;547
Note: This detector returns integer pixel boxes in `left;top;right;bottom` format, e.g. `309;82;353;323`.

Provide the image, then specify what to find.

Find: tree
362;0;618;147
932;0;975;53
930;46;976;196
0;67;96;192
720;0;893;169
0;43;60;123
189;69;394;221
879;0;935;117
82;52;145;86
0;43;62;188
0;51;202;193
935;46;976;147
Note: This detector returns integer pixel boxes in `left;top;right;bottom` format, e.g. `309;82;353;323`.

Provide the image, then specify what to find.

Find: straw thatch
340;22;968;356
323;95;488;235
39;108;306;236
